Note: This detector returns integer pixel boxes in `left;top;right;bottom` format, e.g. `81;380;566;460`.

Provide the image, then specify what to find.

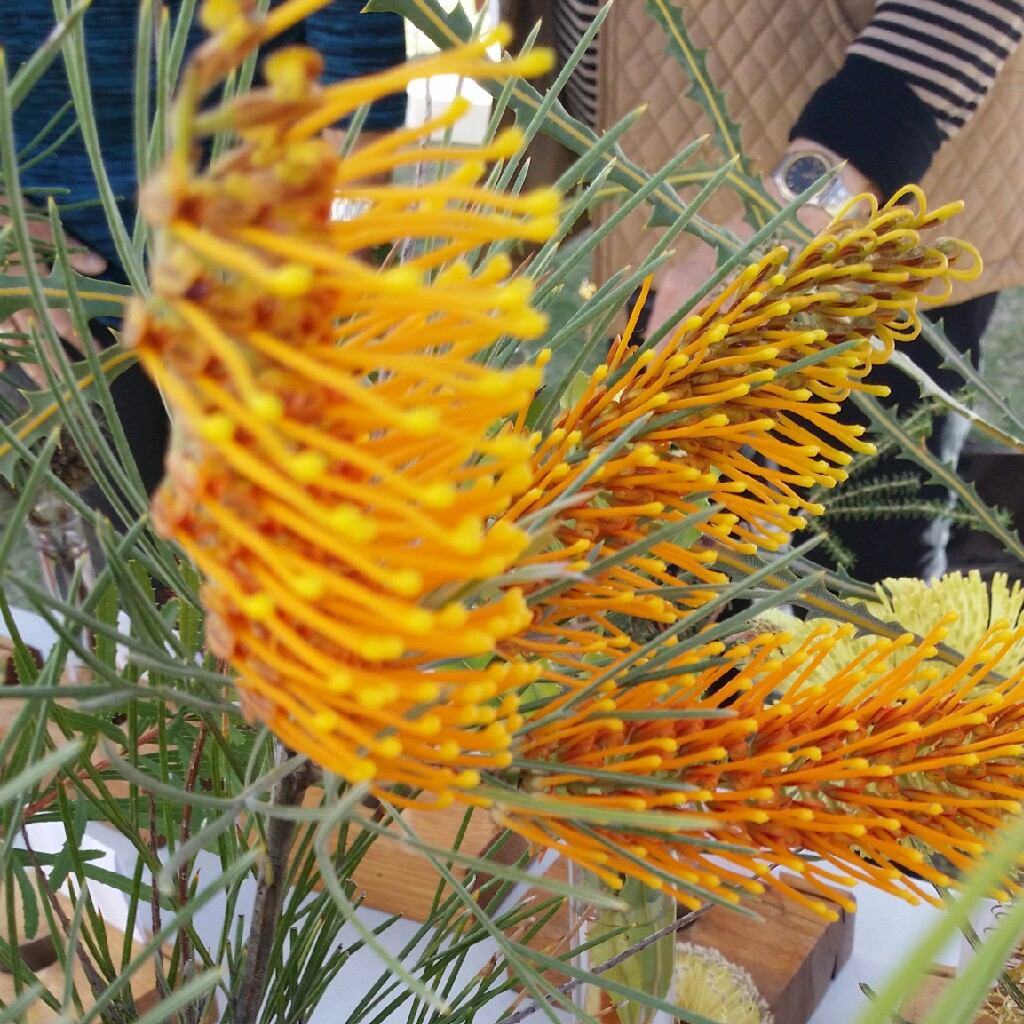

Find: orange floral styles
128;0;556;796
502;618;1024;917
510;192;980;561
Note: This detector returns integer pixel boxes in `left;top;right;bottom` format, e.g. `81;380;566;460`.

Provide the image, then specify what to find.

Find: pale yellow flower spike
129;1;555;796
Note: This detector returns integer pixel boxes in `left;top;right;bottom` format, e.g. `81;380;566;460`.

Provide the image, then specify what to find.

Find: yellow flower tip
535;347;552;369
379;266;422;293
241;592;274;620
435;262;471;287
401;407;442;435
263;45;323;97
455;769;481;788
437;602;469;628
521;215;559;243
199;0;238;29
293;450;329;481
487;125;525;161
800;746;823;762
522;188;561;218
509;309;549;339
405;608;434;635
311;710;338;731
358;636;405;661
462;631;497;656
450;159;486;186
434;740;461;762
488;433;534;458
802;899;840;922
511;47;555;79
591;364;610;383
354;685;393;711
269;264;314;297
329;505;377;542
411;681;441;702
198;412;235;443
327;670;352;694
345;760;378;784
385;569;423;597
250;391;284;422
443;95;473;125
420;482;456;509
705;324;729;344
292;574;325;600
375;736;403;759
407;714;441;739
496;277;535;309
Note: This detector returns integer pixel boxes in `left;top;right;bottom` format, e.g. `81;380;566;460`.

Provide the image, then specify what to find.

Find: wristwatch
772;150;859;217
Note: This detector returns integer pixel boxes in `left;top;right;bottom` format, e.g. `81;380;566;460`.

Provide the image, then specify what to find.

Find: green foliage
1;3;1024;1024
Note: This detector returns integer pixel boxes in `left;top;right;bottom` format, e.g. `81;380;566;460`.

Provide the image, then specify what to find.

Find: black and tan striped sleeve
848;0;1024;138
792;0;1024;197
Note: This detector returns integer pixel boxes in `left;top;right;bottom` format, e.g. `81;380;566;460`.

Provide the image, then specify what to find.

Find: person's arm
792;0;1024;197
650;1;1024;333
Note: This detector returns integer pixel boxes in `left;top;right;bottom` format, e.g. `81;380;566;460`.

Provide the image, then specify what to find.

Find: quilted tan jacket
515;0;1024;304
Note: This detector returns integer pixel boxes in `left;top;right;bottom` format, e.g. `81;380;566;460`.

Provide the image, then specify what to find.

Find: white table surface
807;880;962;1024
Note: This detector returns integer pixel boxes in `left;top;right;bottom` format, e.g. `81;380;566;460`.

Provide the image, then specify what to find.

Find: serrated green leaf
0;345;137;483
10;858;40;941
0;266;132;322
93;579;120;669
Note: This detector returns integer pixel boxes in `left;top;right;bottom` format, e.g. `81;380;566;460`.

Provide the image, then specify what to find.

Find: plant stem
231;742;316;1024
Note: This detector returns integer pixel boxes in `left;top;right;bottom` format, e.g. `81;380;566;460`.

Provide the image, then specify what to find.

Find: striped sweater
555;0;1024;195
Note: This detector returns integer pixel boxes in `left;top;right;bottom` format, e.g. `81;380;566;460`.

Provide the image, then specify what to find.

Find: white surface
807;881;961;1024
1;606;58;653
406;74;494;144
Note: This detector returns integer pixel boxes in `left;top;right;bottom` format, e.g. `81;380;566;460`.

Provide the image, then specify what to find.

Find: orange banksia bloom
128;0;557;796
502;617;1024;917
511;190;980;559
494;194;979;674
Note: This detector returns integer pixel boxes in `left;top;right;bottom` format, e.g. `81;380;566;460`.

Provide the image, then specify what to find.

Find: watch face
783;154;832;196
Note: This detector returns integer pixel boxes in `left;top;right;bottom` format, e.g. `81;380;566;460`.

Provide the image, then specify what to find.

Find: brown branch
21;723;162;818
230;743;317;1024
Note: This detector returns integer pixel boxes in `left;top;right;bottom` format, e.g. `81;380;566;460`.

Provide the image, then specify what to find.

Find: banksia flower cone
511;189;980;559
128;0;556;797
504;617;1024;917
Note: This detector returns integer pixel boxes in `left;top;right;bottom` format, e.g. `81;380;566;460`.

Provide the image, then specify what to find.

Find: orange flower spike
504;624;1024;912
534;189;980;551
130;1;566;797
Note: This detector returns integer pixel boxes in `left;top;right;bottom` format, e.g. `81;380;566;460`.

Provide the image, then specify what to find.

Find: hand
0;200;107;388
648;143;880;338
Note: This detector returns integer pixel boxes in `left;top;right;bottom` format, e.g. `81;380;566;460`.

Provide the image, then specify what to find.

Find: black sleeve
789;54;944;199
